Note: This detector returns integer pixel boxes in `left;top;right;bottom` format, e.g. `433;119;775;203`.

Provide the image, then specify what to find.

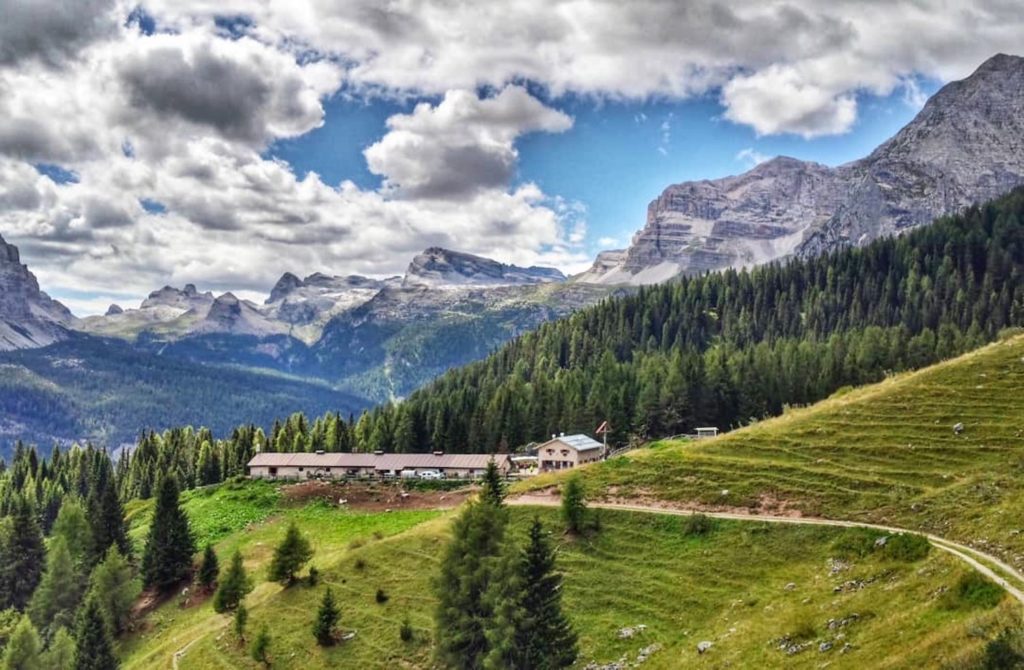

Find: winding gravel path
509;495;1024;605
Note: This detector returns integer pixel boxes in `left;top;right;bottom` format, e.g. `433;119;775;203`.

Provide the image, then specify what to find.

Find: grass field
520;334;1024;567
118;484;1013;669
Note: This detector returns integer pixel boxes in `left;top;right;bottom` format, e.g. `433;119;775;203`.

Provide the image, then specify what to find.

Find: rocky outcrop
583;53;1024;285
191;292;289;337
140;283;214;310
105;304;124;316
0;234;74;350
403;247;566;288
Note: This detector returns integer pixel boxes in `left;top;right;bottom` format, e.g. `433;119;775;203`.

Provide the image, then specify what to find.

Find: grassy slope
120;482;1011;669
521;334;1024;566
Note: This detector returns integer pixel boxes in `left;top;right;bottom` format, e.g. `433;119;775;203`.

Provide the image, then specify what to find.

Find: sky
0;1;1020;315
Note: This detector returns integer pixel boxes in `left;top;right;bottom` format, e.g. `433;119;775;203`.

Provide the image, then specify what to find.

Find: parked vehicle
418;470;444;480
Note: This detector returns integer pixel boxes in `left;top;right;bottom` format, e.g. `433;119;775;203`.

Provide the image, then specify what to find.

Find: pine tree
435;501;509;669
251;625;270;666
2;616;43;670
234;601;248;641
479;460;506;507
40;627;76;670
213;551;251;612
87;546;140;635
197;545;219;591
514;518;577;669
88;475;130;565
0;497;45;611
28;537;83;637
312;587;340;646
73;596;117;670
267;523;313;586
561;475;587;534
141;475;195;591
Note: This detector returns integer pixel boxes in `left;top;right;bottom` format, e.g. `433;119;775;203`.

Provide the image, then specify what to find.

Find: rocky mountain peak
404;247;566;288
581;53;1024;285
268;272;304;303
105;304;124;316
141;284;214;310
0;233;74;350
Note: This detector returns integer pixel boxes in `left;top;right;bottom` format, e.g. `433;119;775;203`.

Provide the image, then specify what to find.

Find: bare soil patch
281;480;472;512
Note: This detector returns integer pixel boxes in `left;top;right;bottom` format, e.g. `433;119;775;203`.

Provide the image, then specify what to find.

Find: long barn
247;451;513;480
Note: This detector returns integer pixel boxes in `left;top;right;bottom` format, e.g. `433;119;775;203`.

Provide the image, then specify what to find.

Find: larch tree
213;551;251;612
87;546;140;636
28;537;83;638
73;596;117;670
1;616;43;670
267;523;313;586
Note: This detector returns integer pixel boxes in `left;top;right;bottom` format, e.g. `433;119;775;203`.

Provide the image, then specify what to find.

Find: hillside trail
509;495;1024;606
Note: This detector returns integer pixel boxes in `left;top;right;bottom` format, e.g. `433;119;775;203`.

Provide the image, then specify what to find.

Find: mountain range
1;53;1022;449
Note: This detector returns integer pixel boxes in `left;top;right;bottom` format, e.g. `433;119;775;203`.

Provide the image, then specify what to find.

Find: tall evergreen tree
267;523;313;586
0;497;45;611
485;518;577;670
50;499;93;572
435;501;509;669
479;460;506;507
1;616;43;670
40;627;76;670
87;547;140;636
73;597;117;670
28;537;83;638
197;545;220;592
88;474;129;564
141;475;195;591
312;588;340;646
213;551;251;612
561;475;587;534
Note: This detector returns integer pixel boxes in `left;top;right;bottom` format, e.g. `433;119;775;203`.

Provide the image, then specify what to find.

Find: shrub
883;533;931;562
307;566;319;587
683;513;715;537
251;626;271;665
375;588;389;604
984;628;1024;669
942;572;1005;610
354;558;366;571
399;616;414;643
561;475;587;534
831;528;884;558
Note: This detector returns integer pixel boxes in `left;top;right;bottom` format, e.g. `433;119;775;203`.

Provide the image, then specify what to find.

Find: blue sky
270;81;937;258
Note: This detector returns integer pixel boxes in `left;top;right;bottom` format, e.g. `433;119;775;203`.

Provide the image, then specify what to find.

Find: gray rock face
0;234;74;350
583;53;1024;285
140;283;214;310
404;247;566;288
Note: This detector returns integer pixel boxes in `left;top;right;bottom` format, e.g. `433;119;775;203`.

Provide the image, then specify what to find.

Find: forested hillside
360;188;1024;452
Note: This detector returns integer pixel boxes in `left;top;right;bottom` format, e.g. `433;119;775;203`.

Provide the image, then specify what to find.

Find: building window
269;467;277;476
298;467;304;472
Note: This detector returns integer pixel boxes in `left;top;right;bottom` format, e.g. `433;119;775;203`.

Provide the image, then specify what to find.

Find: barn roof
247;452;508;471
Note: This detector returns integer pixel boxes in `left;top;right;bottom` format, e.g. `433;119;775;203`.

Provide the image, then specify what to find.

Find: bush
831;528;885;558
984;628;1024;669
883;533;930;562
251;626;271;665
942;572;1005;610
354;558;366;571
399;617;414;643
375;588;389;604
307;566;319;587
683;513;715;537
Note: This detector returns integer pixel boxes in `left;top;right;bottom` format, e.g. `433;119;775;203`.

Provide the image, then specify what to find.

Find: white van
418;470;444;480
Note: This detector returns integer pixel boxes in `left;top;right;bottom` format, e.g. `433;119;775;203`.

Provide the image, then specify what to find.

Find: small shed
695;427;719;439
535;434;604;472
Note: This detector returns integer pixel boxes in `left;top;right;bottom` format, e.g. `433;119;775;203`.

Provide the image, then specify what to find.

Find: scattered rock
874;536;889;548
636;643;662;663
697;641;713;654
827;558;850;575
826;614;860;630
819;641;834;653
784;582;797;591
953;422;965;434
617;625;647;640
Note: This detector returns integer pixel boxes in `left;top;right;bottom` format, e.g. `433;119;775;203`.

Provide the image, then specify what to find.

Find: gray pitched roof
539;434;604;452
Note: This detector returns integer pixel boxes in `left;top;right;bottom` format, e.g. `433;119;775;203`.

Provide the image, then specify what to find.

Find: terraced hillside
523;333;1024;567
120;481;1013;669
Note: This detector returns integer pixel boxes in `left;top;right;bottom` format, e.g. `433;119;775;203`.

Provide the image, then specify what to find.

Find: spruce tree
28;537;83;637
73;596;117;670
234;601;248;641
197;545;220;592
41;627;76;670
312;587;340;646
213;551;251;612
87;546;140;635
141;475;195;592
480;460;506;507
2;616;43;670
267;523;313;586
561;475;587;534
0;497;45;611
88;475;130;565
515;518;577;668
435;501;509;669
251;625;271;666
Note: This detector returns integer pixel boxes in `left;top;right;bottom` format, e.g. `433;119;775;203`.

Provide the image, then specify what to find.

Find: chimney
374;450;384;456
433;451;444;456
551;434;556;440
315;450;325;455
559;432;565;437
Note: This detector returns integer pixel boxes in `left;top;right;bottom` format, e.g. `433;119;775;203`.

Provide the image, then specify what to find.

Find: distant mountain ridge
581;53;1024;284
